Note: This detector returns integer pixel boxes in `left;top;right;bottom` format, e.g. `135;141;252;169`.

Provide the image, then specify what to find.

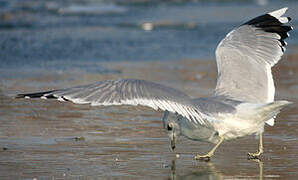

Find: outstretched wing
16;79;209;125
215;8;292;104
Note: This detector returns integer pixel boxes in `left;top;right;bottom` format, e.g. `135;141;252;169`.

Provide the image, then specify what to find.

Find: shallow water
1;0;298;179
1;0;298;71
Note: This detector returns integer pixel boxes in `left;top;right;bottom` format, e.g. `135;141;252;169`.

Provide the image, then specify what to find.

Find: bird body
164;97;290;144
15;8;293;160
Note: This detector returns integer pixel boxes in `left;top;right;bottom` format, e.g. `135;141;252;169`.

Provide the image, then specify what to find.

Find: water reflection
167;159;264;180
168;160;221;180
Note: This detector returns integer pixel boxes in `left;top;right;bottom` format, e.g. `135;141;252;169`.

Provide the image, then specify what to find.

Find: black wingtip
243;8;291;28
15;94;25;99
15;90;55;99
243;9;292;51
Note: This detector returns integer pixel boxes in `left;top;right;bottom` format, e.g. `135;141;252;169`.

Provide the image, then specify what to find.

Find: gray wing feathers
215;8;292;103
215;48;270;103
220;26;283;66
17;79;207;125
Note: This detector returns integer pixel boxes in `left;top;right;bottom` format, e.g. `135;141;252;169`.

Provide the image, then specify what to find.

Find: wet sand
0;53;297;179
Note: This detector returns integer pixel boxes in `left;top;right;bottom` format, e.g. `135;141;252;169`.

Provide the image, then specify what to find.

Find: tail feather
257;100;292;122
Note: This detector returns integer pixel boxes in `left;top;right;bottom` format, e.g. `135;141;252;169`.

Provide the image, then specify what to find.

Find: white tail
256;100;292;122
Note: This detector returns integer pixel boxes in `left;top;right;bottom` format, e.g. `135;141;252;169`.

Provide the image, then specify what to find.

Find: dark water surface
0;0;298;179
1;0;298;70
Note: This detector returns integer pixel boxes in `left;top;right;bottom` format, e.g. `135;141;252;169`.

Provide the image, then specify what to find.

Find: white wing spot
278;17;289;23
268;7;288;18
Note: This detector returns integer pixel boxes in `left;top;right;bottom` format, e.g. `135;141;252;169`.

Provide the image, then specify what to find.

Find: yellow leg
248;132;264;159
195;136;224;161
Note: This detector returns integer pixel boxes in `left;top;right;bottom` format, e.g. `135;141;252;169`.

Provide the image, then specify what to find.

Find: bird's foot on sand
247;151;262;160
194;154;211;162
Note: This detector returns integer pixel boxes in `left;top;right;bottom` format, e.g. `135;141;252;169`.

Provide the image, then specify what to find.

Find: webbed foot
247;151;262;160
194;136;224;162
248;132;264;160
194;154;211;162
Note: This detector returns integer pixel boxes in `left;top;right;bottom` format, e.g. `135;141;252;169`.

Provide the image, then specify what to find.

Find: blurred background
0;0;297;73
0;0;298;179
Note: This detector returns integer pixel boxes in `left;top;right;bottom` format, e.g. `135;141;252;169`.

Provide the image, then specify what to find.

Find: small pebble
74;136;85;141
196;74;203;80
163;164;170;168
